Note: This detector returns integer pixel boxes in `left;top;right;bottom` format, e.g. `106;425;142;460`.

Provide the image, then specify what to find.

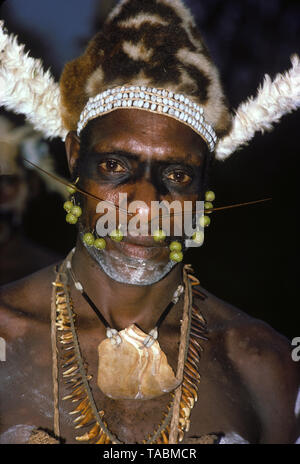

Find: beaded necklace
51;256;208;444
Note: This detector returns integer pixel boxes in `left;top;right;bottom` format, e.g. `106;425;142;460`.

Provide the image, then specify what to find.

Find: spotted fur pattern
60;0;232;139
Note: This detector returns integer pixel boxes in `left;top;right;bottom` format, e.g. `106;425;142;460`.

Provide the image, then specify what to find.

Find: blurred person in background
0;114;62;284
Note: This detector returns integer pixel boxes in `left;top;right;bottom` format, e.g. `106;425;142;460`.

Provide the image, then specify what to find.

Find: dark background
0;0;299;338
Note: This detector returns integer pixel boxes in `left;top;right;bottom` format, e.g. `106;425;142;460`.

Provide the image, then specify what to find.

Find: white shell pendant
97;324;180;400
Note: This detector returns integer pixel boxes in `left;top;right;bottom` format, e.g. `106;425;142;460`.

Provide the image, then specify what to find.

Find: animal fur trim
0;21;67;140
1;9;299;160
216;55;300;160
60;0;232;138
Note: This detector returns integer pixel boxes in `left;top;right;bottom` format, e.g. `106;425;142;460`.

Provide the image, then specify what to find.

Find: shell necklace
51;254;209;444
67;249;184;401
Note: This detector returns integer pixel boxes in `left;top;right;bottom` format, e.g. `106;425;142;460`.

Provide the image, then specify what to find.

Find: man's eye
166;171;192;184
99;160;126;173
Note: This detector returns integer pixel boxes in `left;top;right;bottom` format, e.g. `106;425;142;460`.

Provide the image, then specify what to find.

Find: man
0;0;299;444
0;115;62;285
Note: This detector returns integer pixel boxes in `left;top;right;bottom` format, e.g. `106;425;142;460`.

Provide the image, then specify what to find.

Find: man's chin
83;240;177;286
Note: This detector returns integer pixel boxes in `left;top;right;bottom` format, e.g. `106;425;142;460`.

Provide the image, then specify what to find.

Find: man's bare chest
1;322;261;444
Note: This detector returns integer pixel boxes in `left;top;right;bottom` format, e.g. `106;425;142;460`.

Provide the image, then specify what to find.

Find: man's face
67;109;207;285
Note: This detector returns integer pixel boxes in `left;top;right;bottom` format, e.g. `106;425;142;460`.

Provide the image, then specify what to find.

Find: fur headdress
0;0;299;159
60;0;231;140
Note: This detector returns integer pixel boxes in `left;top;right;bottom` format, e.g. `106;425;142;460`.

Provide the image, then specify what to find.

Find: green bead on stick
63;201;73;213
170;251;183;263
169;241;182;252
71;205;82;218
153;229;167;242
83;233;95;246
205;191;215;202
192;231;204;245
199;215;211;228
67;184;77;195
204;202;213;214
66;213;78;225
94;238;106;250
110;229;123;242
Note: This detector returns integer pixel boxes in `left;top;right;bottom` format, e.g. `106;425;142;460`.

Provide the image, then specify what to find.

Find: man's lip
109;235;168;259
122;235;166;248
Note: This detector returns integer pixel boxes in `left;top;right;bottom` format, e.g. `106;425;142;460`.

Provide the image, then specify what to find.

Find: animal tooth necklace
66;249;185;401
51;253;209;443
67;248;185;350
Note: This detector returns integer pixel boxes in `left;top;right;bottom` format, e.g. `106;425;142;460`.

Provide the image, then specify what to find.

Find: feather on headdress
0;20;66;140
216;54;300;160
0;0;299;159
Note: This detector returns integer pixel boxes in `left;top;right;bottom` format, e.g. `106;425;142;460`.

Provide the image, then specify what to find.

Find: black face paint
78;150;204;197
150;160;202;196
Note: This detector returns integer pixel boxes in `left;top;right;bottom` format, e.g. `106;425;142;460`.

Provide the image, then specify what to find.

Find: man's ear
65;131;80;177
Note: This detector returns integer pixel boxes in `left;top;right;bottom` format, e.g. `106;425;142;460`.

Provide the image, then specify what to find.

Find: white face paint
219;432;250;444
80;230;177;286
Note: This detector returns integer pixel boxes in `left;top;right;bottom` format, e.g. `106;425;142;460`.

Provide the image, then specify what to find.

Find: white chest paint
219;432;250;444
0;425;35;444
294;387;300;418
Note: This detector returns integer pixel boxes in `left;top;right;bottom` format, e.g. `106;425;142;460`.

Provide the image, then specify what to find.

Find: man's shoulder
0;263;60;341
200;286;298;383
198;286;300;442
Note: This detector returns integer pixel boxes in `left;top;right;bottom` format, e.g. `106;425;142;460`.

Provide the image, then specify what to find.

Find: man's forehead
84;109;207;163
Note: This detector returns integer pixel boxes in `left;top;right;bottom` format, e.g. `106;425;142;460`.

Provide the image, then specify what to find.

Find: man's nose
125;179;161;233
127;178;160;207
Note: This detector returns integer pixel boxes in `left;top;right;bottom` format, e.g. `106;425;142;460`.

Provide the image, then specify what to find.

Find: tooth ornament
98;324;180;400
54;259;208;444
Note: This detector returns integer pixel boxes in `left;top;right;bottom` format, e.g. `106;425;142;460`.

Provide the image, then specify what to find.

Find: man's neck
71;239;183;333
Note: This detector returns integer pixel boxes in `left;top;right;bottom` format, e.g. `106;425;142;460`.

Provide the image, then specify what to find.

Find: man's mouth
109;235;169;259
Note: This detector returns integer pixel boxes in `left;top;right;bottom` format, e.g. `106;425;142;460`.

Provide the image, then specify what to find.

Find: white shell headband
0;21;299;160
77;85;218;152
